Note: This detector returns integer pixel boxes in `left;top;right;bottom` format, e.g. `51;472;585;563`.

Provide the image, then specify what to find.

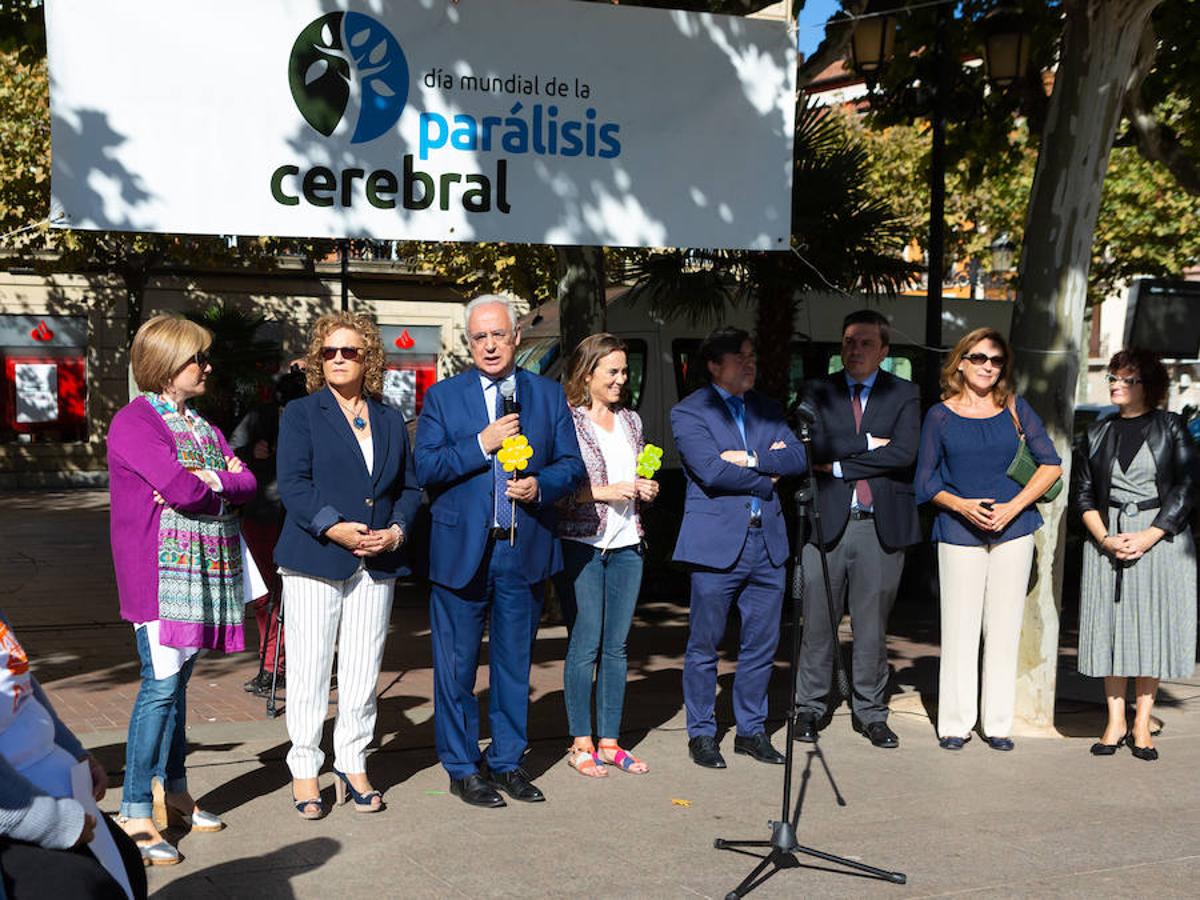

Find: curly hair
564;333;629;408
1108;347;1169;409
940;327;1013;407
304;312;386;398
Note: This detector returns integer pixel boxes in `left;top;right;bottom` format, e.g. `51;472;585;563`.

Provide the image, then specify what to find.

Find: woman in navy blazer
275;312;421;819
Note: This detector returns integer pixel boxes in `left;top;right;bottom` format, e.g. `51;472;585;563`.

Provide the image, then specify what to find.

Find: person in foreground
1073;348;1197;761
1;609;148;899
795;310;921;749
275;313;421;817
915;328;1061;751
107;315;257;862
415;295;584;807
671;326;808;769
555;334;659;778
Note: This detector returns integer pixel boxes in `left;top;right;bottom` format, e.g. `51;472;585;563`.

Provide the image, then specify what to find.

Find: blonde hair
304;312;385;398
941;327;1013;406
564;333;629;408
130;314;213;392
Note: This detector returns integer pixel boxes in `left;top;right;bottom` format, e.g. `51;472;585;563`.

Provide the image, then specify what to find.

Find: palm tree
626;97;918;403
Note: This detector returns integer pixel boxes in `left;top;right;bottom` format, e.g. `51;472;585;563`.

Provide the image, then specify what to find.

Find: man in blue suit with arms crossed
416;295;584;807
672;326;808;769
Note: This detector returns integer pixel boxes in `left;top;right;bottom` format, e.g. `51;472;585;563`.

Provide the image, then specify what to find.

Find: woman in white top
274;313;421;818
555;334;659;777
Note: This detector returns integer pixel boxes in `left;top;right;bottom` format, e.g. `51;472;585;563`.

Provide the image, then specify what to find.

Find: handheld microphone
499;380;520;416
794;400;818;425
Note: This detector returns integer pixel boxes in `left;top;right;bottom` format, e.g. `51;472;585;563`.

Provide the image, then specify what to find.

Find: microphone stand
713;419;906;897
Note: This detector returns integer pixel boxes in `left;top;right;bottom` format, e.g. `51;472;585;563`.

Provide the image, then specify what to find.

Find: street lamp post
846;3;1030;400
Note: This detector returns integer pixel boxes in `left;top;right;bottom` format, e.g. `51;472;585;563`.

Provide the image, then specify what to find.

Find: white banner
46;0;795;250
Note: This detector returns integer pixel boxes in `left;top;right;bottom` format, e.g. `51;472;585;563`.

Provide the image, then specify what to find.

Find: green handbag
1005;397;1063;502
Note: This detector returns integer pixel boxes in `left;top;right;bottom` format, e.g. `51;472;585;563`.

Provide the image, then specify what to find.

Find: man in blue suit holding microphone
672;326;808;769
416;295;584;808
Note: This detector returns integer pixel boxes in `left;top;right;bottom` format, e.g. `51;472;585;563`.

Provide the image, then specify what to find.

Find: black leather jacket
1072;409;1197;537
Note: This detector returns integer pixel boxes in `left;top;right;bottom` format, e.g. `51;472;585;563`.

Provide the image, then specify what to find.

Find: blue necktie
493;381;513;530
726;396;760;520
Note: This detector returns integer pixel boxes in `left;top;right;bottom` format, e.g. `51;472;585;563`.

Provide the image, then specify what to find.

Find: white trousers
936;534;1035;739
281;568;395;779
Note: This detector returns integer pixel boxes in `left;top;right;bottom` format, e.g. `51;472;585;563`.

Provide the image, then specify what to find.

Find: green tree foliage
841;103;1199;302
0;47;48;241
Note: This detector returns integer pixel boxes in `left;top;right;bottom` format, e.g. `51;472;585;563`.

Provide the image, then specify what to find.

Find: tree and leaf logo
288;12;409;144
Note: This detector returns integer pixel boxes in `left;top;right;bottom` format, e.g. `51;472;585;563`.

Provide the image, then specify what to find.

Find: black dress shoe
688;735;727;769
733;733;786;765
1090;736;1125;756
449;773;506;808
1128;738;1159;761
793;713;819;743
859;721;900;749
487;768;546;802
983;736;1015;752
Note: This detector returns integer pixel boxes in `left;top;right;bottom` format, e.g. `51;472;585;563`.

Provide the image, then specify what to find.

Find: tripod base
715;822;906;897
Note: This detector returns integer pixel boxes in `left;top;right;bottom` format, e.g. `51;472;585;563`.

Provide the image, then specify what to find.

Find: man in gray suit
795;310;921;748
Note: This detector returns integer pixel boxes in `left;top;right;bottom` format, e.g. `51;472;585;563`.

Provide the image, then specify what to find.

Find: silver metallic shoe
168;805;225;832
138;840;182;867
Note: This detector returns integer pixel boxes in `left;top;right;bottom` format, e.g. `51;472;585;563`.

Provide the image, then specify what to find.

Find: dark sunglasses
1105;373;1142;386
182;350;210;371
321;345;363;362
963;352;1005;368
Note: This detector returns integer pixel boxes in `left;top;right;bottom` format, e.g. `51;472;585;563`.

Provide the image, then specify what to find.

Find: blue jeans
556;541;643;739
120;627;195;818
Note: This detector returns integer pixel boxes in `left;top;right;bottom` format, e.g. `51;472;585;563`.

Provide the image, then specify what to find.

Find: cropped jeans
556;541;643;739
119;627;195;819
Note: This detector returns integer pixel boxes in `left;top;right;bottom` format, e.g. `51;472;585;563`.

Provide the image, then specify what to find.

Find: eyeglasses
1105;373;1142;386
468;329;513;346
321;346;363;362
963;353;1006;368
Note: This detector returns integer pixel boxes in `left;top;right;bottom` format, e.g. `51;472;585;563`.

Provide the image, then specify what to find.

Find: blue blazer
274;389;422;581
671;385;807;570
414;367;585;590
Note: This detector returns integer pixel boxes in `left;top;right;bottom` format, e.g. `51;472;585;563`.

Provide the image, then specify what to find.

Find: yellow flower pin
498;434;534;473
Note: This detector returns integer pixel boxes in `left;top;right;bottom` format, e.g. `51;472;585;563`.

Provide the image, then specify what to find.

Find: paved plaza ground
5;491;1200;898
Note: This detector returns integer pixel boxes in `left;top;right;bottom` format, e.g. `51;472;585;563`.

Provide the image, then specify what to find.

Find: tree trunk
754;267;793;405
555;245;607;359
1008;0;1163;733
122;264;149;349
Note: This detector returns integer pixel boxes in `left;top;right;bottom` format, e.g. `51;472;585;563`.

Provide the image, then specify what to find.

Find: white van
517;288;1014;469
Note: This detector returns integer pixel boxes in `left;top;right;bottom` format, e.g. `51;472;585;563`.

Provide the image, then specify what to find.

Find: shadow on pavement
149;837;341;899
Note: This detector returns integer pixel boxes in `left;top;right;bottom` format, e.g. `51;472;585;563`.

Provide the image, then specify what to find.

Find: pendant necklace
337;393;367;430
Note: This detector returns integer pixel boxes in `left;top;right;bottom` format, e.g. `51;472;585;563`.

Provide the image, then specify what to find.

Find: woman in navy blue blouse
916;328;1062;751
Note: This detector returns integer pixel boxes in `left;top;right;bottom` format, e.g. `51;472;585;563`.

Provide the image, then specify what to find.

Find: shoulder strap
1006;395;1025;438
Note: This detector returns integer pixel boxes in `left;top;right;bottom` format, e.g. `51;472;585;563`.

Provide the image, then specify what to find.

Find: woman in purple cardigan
554;334;659;778
107;315;256;865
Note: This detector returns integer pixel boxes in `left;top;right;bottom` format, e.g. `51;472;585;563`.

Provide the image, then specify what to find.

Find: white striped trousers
281;568;395;778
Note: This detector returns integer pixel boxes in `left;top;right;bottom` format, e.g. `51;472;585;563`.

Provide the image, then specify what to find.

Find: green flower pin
636;444;664;479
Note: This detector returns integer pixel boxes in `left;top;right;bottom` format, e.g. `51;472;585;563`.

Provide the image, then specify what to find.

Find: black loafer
1090;736;1125;756
487;767;546;802
733;732;786;765
793;713;819;743
983;736;1015;752
858;721;900;749
1129;742;1159;762
449;773;506;808
687;735;727;769
938;735;969;750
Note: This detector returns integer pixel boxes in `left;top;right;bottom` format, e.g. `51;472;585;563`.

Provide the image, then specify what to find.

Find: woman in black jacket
1073;348;1197;761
